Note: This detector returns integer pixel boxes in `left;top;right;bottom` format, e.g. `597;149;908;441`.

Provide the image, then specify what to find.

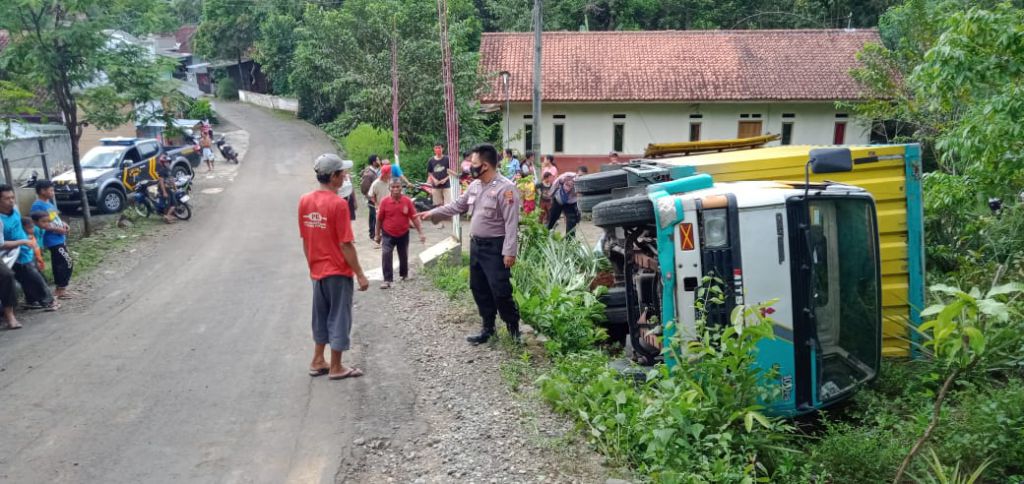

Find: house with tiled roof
479;29;878;167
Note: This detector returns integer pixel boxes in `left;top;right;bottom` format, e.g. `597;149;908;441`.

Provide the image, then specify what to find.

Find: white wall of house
501;102;871;156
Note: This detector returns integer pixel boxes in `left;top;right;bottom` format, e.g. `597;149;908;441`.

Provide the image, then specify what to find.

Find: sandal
329;367;364;380
380;282;391;289
308;366;329;377
43;301;60;312
4;321;22;330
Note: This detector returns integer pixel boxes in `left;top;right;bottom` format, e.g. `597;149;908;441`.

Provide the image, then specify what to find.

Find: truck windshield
807;198;880;401
81;148;122;169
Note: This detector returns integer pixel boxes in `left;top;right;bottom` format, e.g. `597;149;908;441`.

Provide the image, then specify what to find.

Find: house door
738;121;763;138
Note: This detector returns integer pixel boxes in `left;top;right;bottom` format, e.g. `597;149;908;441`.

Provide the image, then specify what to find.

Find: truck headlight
703;209;729;248
83;182;98;190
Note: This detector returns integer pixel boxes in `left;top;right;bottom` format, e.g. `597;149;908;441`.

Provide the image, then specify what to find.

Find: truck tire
599;286;627;308
99;188;126;214
172;163;192;180
579;192;614;213
592;194;655;228
575;170;627;194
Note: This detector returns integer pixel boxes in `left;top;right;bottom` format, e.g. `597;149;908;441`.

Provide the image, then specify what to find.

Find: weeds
499;350;532;393
424;253;470;301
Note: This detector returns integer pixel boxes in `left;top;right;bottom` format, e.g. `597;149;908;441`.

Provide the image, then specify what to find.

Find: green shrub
425;254;470;301
513;214;607;354
539;307;808;482
187;99;217;124
398;146;434;183
216;78;238;100
932;381;1024;478
340;124;403;173
808;418;913;483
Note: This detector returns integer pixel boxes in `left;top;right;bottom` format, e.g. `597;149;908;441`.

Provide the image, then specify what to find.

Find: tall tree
291;0;487;148
252;14;299;95
193;0;264;91
0;0;175;234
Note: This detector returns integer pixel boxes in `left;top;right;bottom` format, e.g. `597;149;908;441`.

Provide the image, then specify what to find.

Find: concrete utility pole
531;0;542;158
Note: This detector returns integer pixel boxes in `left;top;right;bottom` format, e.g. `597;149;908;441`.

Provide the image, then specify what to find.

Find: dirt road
0;103;609;483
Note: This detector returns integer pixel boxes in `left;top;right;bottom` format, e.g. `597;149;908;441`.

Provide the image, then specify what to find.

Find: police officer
418;144;521;344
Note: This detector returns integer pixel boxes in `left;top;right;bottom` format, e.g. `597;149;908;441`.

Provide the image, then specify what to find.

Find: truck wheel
172;164;192;180
579;192;614;213
575;170;628;194
599;286;627;308
592;194;654;228
99;188;126;214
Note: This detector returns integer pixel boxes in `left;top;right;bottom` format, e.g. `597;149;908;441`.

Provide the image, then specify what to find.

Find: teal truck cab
590;148;886;416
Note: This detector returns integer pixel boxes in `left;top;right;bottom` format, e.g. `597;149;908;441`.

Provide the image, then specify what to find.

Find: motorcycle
131;174;193;220
406;180;436;213
215;135;239;164
20;171;38;189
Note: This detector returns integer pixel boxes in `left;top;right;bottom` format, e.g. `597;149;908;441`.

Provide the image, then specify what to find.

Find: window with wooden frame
554;124;565;153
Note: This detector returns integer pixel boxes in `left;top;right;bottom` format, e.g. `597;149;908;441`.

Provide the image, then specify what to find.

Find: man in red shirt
298;154;370;380
375;178;426;289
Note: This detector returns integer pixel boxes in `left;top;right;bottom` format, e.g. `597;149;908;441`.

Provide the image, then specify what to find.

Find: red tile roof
175;25;197;54
479;30;879;103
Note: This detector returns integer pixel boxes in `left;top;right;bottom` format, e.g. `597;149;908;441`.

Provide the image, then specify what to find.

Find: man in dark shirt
155;154;176;223
427;144;452;229
427;144;451;207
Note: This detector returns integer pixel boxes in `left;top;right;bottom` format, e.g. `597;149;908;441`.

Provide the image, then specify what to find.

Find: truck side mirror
809;148;853;174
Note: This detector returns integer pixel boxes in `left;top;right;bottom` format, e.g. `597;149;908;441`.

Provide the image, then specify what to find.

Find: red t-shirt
298;190;355;280
376;195;417;238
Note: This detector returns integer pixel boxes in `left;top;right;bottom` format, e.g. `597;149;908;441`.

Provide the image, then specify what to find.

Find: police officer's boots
466;327;495;345
507;323;522;345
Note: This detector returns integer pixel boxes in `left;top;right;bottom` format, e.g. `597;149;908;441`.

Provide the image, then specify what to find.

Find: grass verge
42;216;163;283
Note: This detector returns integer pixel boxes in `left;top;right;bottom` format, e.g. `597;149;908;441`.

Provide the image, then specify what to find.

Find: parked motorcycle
215;135;239;164
406;180;436;213
131;175;193;220
20;171;39;189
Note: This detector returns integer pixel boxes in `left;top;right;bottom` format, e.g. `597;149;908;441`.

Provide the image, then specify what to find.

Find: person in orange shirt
23;216;45;272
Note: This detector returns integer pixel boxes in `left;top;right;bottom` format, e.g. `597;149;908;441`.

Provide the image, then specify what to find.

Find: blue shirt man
0;206;34;265
0;184;56;309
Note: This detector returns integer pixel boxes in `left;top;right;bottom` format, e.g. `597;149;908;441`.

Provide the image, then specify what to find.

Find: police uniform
431;174;521;342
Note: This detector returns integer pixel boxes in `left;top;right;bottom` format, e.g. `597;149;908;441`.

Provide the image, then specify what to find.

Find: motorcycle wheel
133;199;152;218
173;203;192;221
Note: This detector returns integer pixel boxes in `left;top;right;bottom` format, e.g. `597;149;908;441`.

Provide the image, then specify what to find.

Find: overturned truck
579;144;925;416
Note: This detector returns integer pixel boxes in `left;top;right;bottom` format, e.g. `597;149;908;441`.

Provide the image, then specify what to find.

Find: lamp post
500;71;510;150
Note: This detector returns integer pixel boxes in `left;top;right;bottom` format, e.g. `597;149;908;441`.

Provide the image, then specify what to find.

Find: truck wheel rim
105;193;121;211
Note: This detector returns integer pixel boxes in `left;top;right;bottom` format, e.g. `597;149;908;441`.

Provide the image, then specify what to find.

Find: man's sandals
308;366;364;380
329;367;364;380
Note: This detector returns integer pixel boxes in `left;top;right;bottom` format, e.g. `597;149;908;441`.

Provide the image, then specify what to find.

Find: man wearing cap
298;154;370;380
417;144;522;345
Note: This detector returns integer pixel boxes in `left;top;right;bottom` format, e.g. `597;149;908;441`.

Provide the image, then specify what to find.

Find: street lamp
499;71;511;150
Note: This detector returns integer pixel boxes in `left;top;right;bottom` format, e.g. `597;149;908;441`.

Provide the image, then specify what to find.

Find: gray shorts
311;275;354;351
